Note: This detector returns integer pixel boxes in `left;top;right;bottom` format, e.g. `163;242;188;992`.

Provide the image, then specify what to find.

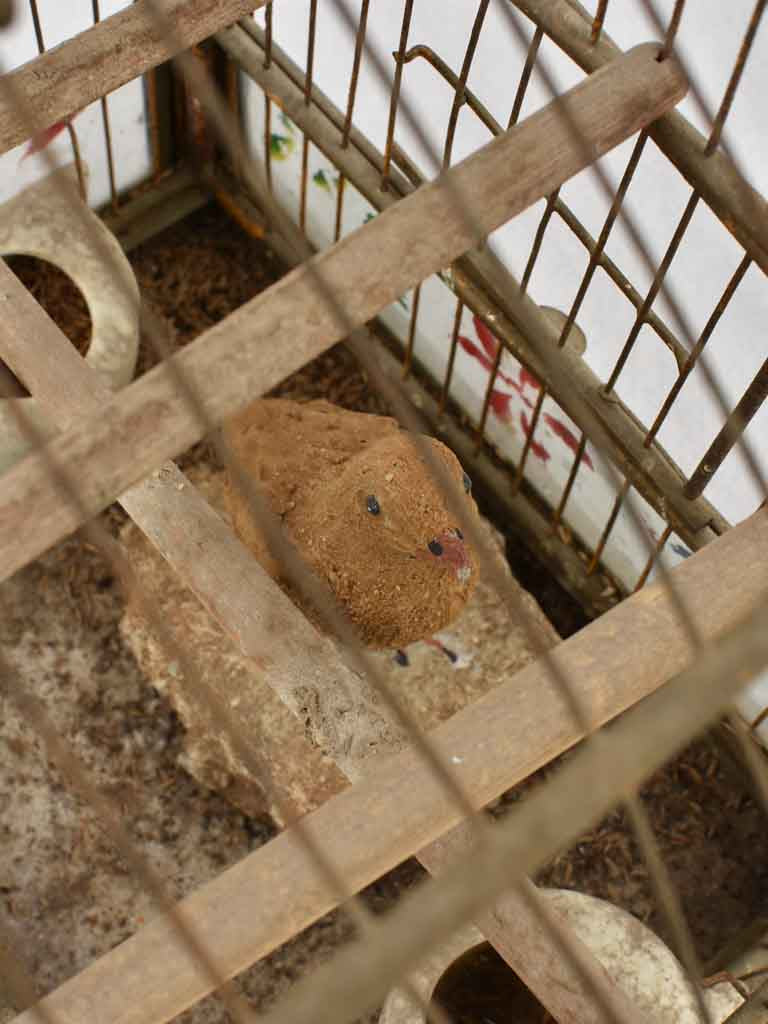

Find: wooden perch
0;43;687;583
0;258;643;1023
0;0;265;155
9;501;768;1024
0;258;395;780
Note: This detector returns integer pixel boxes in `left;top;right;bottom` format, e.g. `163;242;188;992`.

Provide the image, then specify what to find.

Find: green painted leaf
270;133;295;160
313;169;332;192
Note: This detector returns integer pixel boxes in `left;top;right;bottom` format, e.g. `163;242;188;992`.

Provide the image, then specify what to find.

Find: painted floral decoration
21;114;77;162
458;314;594;471
270;112;296;161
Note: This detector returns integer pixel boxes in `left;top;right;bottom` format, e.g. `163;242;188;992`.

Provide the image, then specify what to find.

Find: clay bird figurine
222;398;479;650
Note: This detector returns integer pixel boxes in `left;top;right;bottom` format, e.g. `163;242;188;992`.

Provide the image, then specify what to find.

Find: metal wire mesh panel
228;1;767;594
0;2;767;1024
0;1;156;206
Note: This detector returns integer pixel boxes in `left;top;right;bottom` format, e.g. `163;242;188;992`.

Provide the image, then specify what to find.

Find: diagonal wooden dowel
8;427;765;1024
1;254;645;1023
0;42;686;585
0;0;267;156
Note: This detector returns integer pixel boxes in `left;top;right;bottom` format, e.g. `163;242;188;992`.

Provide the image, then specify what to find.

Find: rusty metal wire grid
218;5;745;613
0;2;767;1024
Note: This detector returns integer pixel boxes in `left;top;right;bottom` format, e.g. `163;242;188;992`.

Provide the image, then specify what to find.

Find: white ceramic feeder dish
0;164;140;474
379;889;743;1024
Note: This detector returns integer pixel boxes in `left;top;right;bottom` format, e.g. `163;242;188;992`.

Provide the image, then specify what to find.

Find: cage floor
1;203;767;1022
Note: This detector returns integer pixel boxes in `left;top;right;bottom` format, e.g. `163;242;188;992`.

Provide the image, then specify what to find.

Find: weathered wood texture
1;257;643;1024
0;44;687;583
417;828;647;1024
12;502;768;1024
0;0;265;155
248;591;768;1024
0;259;396;779
219;20;725;560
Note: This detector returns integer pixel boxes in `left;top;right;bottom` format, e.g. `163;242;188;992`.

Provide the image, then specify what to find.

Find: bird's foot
423;637;459;663
392;635;473;670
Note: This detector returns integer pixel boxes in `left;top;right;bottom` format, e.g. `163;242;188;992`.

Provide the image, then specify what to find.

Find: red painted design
460;327;516;387
458;317;594;472
519;366;541;393
22;119;71;161
458;334;496;376
543;414;594;470
473;316;500;362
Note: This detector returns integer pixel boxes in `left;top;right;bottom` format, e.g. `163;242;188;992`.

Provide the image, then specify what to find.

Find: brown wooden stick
4;248;764;1024
10;504;768;1024
0;43;686;584
0;259;395;778
248;591;768;1024
0;0;265;155
0;259;643;1024
417;827;648;1024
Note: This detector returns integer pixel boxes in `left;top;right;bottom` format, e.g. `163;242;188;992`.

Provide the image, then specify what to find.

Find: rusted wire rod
12;503;768;1024
0;0;266;156
685;357;768;500
513;0;768;276
0;42;686;583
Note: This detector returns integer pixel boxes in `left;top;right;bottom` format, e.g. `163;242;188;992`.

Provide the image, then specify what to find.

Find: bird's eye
366;495;381;515
462;471;472;494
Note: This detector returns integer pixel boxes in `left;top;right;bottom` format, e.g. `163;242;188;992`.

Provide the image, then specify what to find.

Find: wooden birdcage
0;2;767;1023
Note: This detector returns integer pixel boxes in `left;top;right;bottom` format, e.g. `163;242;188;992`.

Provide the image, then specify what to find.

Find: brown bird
222;398;479;649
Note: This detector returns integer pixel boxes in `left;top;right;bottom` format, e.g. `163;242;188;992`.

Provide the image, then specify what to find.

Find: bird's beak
431;530;472;584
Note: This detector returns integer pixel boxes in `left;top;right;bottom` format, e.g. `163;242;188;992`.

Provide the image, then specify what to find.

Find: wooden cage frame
1;3;768;1024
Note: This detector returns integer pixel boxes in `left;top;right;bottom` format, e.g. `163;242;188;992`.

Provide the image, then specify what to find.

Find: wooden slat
0;259;392;781
416;829;646;1024
11;503;768;1024
0;0;265;156
0;260;643;1024
248;592;768;1024
0;43;687;583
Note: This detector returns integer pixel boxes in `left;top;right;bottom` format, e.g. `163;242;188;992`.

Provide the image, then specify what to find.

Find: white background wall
0;0;151;206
